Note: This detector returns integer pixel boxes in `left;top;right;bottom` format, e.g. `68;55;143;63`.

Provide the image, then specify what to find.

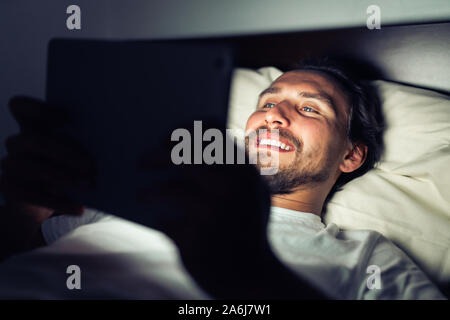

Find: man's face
245;70;351;194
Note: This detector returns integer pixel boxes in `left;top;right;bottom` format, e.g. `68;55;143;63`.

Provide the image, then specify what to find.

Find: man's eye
299;106;317;113
263;103;276;109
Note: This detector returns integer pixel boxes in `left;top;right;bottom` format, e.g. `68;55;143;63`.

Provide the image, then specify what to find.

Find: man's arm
0;96;95;262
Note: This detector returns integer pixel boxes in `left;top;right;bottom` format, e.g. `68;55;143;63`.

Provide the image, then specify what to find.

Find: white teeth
259;139;292;151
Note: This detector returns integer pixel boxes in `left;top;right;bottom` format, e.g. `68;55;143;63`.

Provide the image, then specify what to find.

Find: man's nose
265;101;290;129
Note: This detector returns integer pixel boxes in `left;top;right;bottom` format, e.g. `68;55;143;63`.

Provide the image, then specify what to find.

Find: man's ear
339;142;368;173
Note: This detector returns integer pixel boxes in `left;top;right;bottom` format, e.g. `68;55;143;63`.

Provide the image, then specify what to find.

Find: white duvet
0;207;444;299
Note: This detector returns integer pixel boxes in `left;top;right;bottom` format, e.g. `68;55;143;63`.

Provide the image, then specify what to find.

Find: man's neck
270;185;328;217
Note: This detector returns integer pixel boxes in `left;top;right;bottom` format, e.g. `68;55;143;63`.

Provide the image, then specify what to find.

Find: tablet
46;39;233;227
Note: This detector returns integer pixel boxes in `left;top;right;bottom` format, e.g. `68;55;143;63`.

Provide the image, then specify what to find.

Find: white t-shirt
0;207;445;299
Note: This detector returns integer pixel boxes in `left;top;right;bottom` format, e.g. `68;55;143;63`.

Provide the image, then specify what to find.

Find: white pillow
228;67;450;285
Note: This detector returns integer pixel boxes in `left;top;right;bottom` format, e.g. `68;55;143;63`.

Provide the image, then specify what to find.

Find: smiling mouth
256;138;295;152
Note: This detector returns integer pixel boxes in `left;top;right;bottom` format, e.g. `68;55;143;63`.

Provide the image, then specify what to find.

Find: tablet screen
46;39;233;226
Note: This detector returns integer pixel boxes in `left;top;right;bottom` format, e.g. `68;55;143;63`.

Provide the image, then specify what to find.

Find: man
0;60;445;299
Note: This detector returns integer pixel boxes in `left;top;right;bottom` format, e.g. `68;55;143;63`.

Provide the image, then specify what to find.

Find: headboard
228;22;450;94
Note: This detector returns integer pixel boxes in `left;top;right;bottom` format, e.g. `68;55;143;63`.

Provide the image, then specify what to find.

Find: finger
5;202;56;222
0;174;84;216
8;96;69;131
5;133;96;177
1;155;94;189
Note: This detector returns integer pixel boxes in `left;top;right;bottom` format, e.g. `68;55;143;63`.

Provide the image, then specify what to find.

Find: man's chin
260;173;296;195
258;165;332;195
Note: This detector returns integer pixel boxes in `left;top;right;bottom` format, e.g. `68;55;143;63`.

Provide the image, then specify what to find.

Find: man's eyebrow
298;92;336;113
258;87;337;114
258;87;281;99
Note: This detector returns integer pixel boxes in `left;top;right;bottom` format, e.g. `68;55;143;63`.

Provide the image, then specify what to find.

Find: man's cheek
244;112;263;133
301;124;331;150
301;137;323;158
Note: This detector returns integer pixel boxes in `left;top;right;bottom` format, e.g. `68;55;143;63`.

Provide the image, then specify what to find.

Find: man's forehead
272;70;348;103
272;70;338;93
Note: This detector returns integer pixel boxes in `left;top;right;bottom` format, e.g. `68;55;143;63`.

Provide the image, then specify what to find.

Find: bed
0;21;449;298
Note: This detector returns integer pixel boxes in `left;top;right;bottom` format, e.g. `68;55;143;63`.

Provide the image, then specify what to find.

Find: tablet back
46;39;233;226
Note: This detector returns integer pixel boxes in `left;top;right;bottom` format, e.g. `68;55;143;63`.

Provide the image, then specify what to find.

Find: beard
245;126;332;195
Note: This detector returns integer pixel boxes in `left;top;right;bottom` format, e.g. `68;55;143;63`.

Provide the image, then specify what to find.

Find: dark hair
292;57;385;206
